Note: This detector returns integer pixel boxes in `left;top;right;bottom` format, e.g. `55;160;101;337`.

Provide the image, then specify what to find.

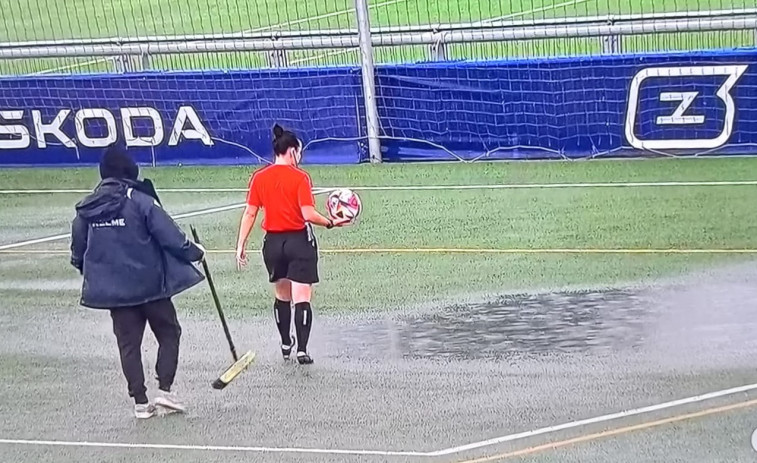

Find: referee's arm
297;176;335;228
301;205;334;228
236;204;259;251
237;173;262;253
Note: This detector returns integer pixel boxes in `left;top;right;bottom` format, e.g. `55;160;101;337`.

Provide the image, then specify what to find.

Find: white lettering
168;106;213;146
656;92;704;125
0;110;30;149
625;64;748;151
121;107;164;147
92;218;126;228
75;108;118;148
33;109;76;148
0;106;211;150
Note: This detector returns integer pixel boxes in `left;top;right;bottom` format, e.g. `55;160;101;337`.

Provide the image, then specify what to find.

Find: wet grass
1;157;756;314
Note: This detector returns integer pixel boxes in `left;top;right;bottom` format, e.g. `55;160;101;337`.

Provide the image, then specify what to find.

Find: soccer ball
326;189;362;222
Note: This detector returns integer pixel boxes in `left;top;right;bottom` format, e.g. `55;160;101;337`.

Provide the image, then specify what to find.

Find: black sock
294;302;312;353
274;299;292;346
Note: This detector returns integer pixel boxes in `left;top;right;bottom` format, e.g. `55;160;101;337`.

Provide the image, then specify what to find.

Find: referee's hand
235;247;248;270
329;216;352;228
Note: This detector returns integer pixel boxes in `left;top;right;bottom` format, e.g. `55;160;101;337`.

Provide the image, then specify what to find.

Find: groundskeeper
69;146;205;419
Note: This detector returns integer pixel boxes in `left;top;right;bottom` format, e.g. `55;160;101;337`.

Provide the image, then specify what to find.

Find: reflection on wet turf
394;290;650;359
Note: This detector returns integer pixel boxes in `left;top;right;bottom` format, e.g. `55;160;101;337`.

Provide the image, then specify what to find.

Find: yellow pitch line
456;398;757;463
305;248;757;254
2;248;757;255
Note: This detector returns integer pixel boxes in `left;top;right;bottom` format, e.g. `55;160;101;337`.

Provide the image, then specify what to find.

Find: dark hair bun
272;124;284;138
271;124;301;156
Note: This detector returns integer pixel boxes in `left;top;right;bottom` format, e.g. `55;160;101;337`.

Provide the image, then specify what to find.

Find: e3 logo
624;65;748;151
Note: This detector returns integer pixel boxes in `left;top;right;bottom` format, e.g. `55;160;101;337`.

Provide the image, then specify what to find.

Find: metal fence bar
0;16;754;59
2;8;755;50
381;16;757;46
371;8;757;34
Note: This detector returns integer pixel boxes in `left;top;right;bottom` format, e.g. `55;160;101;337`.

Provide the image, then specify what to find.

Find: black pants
110;298;181;404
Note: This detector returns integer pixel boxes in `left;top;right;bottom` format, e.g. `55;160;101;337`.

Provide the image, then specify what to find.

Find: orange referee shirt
246;164;315;232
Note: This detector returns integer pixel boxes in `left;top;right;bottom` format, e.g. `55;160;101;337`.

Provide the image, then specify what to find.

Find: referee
235;124;348;365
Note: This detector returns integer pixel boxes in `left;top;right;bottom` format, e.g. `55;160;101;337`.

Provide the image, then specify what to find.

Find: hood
121;177;162;205
75;178;128;221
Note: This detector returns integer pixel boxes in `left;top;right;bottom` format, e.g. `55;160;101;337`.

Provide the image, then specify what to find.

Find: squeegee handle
190;225;238;362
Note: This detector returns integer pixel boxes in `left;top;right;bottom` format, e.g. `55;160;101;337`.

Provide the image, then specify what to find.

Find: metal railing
0;8;754;58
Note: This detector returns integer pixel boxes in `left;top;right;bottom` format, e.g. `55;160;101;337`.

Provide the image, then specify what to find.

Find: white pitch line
0;189;94;194
2;181;757;195
474;0;590;26
321;180;757;191
0;187;331;194
0;189;331;251
0;203;245;251
2;382;757;457
0;233;71;250
291;0;586;66
290;48;358;65
0;439;426;457
428;382;757;456
34;57;116;75
241;0;405;34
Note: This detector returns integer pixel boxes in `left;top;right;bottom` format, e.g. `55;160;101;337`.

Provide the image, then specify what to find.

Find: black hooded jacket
70;178;205;309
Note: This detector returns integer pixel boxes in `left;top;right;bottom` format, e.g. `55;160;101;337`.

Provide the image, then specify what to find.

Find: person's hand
325;215;352;229
236;246;247;270
194;242;207;262
331;216;352;228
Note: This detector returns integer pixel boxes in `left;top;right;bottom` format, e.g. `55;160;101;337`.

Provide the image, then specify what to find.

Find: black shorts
261;225;319;284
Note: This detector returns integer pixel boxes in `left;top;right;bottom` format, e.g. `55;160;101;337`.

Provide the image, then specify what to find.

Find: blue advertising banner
0;68;366;167
377;47;757;161
0;47;755;166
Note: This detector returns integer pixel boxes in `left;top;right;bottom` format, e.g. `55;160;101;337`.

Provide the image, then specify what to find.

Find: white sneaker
134;403;157;419
154;390;186;414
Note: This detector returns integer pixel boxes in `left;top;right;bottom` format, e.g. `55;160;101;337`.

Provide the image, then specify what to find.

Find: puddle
390;289;650;360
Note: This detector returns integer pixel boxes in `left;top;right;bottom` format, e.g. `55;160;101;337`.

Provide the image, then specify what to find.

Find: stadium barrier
0;47;755;166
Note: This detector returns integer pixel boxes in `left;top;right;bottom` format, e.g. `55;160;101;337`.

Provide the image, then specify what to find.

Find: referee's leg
288;258;319;365
291;280;315;364
273;279;294;359
263;232;295;358
282;228;319;365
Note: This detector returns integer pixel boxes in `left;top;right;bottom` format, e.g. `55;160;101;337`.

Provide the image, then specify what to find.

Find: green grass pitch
2;157;757;315
3;158;757;463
